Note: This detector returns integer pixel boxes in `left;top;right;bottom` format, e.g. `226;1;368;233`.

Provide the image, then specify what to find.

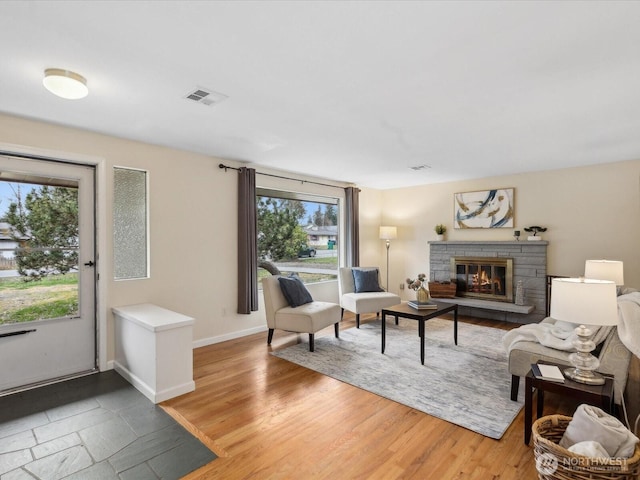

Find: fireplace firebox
450;256;513;302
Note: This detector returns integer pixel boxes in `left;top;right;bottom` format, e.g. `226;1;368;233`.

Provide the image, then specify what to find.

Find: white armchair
262;275;341;352
338;267;401;328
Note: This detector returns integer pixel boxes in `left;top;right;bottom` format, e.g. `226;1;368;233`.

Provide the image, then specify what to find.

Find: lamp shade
43;68;88;99
585;260;624;285
551;278;618;326
379;226;397;240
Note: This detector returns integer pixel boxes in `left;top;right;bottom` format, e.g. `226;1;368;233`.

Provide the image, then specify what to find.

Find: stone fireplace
429;241;547;323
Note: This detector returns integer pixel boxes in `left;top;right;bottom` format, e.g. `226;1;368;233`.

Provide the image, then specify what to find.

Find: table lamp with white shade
379;226;397;291
550;277;618;385
585;259;624;292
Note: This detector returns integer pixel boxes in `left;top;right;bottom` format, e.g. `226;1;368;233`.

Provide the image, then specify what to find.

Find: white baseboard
114;362;154;401
113;361;195;404
154;381;196;403
192;325;268;349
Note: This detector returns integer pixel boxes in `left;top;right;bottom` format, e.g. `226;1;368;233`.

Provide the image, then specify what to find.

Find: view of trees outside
0;181;79;325
7;186;79;280
308;204;337;227
257;197;308;262
257;195;339;285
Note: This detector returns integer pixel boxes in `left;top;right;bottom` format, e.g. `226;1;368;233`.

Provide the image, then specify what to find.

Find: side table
524;363;614;445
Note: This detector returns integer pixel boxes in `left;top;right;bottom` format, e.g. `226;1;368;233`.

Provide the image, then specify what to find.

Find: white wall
362;161;640;301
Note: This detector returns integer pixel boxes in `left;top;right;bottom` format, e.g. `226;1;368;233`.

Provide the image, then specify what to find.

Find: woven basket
532;415;640;480
428;281;457;298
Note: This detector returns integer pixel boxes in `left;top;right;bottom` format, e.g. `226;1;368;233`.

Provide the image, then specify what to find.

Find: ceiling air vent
184;87;228;107
409;164;431;171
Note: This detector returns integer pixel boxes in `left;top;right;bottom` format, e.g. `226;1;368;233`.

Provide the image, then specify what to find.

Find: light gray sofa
508;317;632;405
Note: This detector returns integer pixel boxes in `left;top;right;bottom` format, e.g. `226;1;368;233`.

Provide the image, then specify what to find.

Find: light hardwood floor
163;313;599;479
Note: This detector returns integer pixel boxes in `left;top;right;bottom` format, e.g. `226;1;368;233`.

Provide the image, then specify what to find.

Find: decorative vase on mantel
416;283;431;303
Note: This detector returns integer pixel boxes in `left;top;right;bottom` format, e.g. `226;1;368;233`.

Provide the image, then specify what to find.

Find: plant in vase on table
406;274;431;303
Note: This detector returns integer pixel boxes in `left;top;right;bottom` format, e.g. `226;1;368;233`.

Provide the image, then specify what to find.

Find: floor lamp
379;226;397;291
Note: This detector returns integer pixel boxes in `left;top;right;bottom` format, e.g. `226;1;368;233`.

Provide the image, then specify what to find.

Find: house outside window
257;188;339;286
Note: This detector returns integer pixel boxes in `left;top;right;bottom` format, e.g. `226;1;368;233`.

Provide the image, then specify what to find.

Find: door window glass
0;180;79;325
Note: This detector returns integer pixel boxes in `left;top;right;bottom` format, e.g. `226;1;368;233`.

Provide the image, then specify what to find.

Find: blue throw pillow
352;268;384;293
278;275;313;307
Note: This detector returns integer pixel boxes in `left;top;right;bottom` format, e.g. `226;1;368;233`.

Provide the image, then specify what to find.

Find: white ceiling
1;1;639;189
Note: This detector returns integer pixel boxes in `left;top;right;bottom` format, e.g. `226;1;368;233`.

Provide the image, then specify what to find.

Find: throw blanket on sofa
503;291;640;355
502;318;612;353
616;291;640;358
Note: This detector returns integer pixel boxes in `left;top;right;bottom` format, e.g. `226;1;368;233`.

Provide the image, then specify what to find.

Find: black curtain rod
218;163;348;190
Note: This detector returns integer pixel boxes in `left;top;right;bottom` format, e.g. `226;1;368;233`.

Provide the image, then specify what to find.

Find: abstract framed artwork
454;188;514;229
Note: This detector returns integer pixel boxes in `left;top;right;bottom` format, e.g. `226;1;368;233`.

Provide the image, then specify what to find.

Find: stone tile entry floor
0;371;217;479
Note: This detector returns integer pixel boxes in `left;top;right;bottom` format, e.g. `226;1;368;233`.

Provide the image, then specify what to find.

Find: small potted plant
524;225;547;241
434;224;447;241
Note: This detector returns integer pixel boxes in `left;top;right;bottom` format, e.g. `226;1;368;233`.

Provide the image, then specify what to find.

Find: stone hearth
429;240;548;324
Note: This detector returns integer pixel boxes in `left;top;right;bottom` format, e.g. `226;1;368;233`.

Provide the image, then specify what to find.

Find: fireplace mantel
428;240;548;246
428;240;547;324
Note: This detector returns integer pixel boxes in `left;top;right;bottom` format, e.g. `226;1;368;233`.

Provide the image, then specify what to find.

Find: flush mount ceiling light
43;68;88;99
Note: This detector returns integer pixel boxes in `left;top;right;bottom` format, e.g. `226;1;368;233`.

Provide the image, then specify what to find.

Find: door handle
84;261;95;267
0;329;36;338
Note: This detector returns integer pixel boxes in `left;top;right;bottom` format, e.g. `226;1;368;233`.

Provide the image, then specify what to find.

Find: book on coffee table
408;301;438;310
531;363;565;383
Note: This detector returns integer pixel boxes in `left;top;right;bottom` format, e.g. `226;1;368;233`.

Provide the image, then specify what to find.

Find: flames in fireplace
472;269;502;293
450;256;513;302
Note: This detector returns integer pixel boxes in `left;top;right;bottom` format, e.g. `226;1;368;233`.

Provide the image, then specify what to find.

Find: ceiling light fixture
43;68;88;100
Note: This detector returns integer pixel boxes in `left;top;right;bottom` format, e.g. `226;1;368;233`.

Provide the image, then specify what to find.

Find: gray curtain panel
344;186;360;267
238;167;258;314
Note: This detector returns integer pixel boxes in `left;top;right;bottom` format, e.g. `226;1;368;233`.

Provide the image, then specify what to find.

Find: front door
0;155;96;393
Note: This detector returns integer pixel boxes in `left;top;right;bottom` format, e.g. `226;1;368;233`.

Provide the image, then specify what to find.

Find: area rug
272;318;524;439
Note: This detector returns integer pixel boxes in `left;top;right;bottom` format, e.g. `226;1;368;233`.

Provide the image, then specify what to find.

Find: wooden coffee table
381;302;458;365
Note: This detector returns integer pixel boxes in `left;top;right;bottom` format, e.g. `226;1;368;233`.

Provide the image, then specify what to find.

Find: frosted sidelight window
114;167;148;279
